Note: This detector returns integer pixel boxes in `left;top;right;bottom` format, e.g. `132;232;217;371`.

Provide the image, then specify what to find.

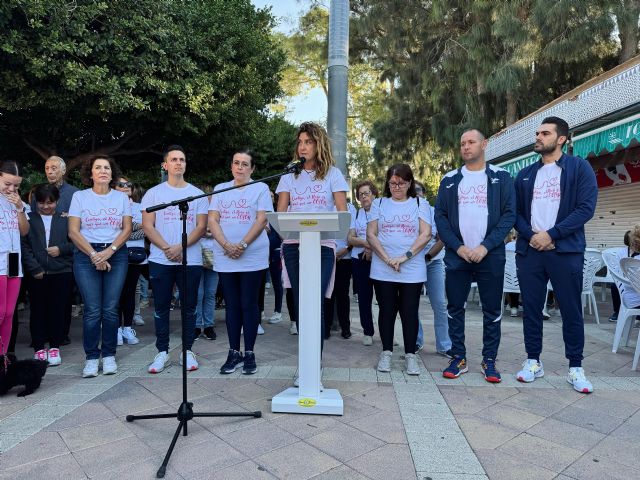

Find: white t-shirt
368;197;430;283
41;214;53;246
423;204;444;261
209;180;272;272
141;182;209;266
350;205;370;259
458;166;488;249
0;195;22;276
68;189;131;244
531;162;562;233
336;203;356;253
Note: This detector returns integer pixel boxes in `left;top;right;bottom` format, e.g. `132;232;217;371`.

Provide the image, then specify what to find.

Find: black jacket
21;212;73;276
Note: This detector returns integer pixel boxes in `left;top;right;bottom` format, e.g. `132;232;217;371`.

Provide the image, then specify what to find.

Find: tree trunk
506;90;518;126
616;0;640;63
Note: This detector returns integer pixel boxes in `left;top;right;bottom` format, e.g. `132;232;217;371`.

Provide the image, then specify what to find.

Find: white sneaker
133;314;145;326
567;367;593;393
257;324;265;335
148;351;171;374
34;349;47;361
265;282;272;289
268;312;283;324
289;322;298;335
377;350;393;372
121;327;140;345
362;335;373;346
102;356;117;375
117;327;124;346
405;353;420;375
47;348;61;366
82;359;99;378
516;359;544;383
179;350;199;371
510;307;518;317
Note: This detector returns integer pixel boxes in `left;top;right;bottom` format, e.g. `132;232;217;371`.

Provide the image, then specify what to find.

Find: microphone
284;157;306;174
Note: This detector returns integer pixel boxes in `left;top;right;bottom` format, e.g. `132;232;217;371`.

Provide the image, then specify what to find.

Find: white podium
267;211;351;415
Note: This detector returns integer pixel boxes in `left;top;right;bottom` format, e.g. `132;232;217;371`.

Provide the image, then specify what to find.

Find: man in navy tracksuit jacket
514;116;597;393
435;129;515;383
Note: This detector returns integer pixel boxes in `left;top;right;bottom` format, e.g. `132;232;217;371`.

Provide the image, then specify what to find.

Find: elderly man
30;156;79;215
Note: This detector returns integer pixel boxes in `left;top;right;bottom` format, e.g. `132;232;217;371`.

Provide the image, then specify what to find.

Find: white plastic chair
592;249;615;301
502;250;520;313
602;249;640;355
620;257;640;370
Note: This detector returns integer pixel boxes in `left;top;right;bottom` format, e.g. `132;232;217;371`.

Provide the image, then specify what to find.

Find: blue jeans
352;257;374;336
196;268;218;328
74;246;128;360
282;243;335;353
148;262;201;353
219;270;263;351
417;259;451;351
139;275;149;300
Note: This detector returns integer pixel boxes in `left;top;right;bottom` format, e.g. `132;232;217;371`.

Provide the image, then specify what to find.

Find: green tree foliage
0;0;287;174
350;0;629;161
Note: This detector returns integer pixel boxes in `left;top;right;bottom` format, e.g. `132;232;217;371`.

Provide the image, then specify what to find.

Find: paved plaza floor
1;287;639;479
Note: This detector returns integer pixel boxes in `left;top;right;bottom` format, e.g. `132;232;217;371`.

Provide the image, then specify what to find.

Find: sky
251;0;327;125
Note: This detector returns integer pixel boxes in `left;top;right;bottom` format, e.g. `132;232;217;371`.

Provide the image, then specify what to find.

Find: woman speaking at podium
276;122;349;366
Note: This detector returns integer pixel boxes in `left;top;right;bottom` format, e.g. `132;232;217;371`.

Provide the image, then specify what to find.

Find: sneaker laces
522;359;539;371
483;358;498;374
570;367;587;382
49;349;59;358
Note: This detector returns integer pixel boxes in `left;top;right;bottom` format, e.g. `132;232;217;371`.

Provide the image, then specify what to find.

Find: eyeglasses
358;191;372;198
117;182;132;188
388;181;409;189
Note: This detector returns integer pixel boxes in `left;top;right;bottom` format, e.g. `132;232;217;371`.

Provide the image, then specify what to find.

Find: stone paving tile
306;421;385;463
415;474;488;480
36;392;96;406
573;391;640;419
71;435;156;477
308;464;370;480
475;403;545;431
347;384;399;411
348;410;407;444
220;420;299;458
526;417;606;452
551;404;625;434
58;417;135;452
497;433;584;473
346;444;416;480
0;430;70;470
42;401;117;432
272;412;341;440
0;433;29;453
91;456;185;480
560;453;640;480
0;452;88;480
0;402;24;421
409;432;485;475
455;414;521;450
586;434;640;470
256;440;341;480
0;414;55;436
162;436;247;477
207;460;278;480
474;448;558;480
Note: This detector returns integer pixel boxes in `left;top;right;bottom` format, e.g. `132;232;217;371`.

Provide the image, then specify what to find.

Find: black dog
0;354;48;397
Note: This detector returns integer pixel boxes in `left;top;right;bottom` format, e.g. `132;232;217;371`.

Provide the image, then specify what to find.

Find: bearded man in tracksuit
514;116;597;393
435;129;515;383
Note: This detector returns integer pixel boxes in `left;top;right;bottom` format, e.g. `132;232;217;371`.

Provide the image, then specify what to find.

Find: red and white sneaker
34;349;47;361
47;348;62;366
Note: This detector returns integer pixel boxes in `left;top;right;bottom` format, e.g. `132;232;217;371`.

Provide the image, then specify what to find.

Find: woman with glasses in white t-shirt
367;164;431;376
68;156;132;378
276;123;349;383
209;149;272;375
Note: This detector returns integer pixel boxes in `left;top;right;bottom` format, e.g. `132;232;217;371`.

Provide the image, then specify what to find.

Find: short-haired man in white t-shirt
435;129;516;383
141;145;208;374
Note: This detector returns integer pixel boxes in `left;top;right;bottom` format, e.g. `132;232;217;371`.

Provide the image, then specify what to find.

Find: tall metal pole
327;0;349;176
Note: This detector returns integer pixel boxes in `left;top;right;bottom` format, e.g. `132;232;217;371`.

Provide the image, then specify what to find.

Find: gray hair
46;156;66;174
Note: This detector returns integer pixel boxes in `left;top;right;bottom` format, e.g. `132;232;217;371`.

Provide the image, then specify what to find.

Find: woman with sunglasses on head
0;160;29;355
276;122;349;384
367;164;431;375
348;180;379;346
68;156;132;378
115;176;147;347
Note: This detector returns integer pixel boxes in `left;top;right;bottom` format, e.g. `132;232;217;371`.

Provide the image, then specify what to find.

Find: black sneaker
341;330;352;339
220;349;244;374
203;326;216;340
243;351;257;375
194;327;202;339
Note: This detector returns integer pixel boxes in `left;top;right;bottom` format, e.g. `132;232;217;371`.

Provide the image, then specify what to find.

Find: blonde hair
294;122;334;181
630;225;640;252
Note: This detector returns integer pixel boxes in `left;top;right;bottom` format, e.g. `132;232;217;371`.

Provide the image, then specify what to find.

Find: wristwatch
239;241;248;249
405;250;413;259
110;245;118;252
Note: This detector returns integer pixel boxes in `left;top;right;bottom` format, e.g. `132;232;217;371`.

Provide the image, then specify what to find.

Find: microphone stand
126;161;303;478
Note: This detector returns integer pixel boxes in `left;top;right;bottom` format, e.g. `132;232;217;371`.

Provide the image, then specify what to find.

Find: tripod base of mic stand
126;402;261;478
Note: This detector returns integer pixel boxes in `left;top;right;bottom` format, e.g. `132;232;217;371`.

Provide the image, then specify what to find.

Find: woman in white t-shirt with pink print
209;149;273;376
367;163;431;376
68;156;132;379
276;122;349;373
